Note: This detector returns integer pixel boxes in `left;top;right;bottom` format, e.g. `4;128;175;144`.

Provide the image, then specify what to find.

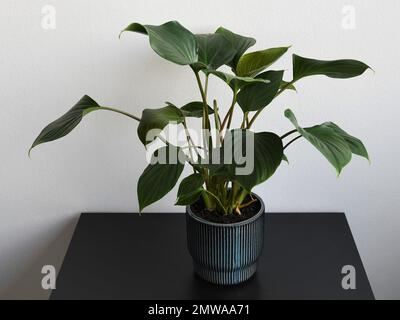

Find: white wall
0;0;399;299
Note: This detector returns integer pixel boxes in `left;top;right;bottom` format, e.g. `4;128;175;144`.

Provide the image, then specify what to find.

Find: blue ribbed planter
186;194;265;285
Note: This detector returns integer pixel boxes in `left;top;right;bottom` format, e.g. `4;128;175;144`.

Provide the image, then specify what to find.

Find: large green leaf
293;54;370;81
237;70;284;112
215;27;256;70
206;70;269;92
236;47;289;77
233;130;283;191
137;145;185;211
137;105;184;145
208;130;283;191
120;21;198;65
191;33;236;71
175;173;205;205
284;109;353;175
30;95;101;155
324;122;369;161
180;101;214;118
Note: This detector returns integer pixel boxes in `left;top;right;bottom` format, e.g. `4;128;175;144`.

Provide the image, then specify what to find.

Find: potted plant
30;21;370;285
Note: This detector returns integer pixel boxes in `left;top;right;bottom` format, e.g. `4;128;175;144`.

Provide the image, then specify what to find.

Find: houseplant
30;21;370;285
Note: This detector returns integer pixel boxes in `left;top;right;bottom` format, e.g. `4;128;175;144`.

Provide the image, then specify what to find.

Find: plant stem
240;112;247;129
281;129;298;140
204;189;227;214
202;192;214;210
247;81;294;128
221;90;237;133
194;71;212;150
283;135;302;150
100;106;141;122
183;120;200;159
212;100;223;146
183;124;196;162
204;74;209;97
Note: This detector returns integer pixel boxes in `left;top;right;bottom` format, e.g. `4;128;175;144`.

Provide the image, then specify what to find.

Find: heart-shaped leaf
120;21;198;65
237;70;284;112
215;27;256;70
138;145;185;211
285;109;353;175
236;47;289;77
293;54;370;81
191;34;236;71
207;70;269;92
30;95;101;155
137;105;184;145
208;130;283;191
176;173;205;205
180;101;214;118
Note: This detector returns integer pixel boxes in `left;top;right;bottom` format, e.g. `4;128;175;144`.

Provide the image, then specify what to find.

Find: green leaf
280;81;296;91
29;95;101;155
208;130;283;191
284;109;352;175
137;105;184;145
324;122;369;161
191;33;236;71
176;173;205;205
282;154;289;163
120;21;198;65
293;54;370;81
206;70;269;92
236;47;290;77
180;101;214;118
237;70;284;112
138;145;185;211
215;27;256;70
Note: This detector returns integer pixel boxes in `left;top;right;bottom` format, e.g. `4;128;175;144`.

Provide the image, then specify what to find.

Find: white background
0;0;399;299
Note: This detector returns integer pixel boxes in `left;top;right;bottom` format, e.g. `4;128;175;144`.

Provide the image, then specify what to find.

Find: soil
190;195;262;224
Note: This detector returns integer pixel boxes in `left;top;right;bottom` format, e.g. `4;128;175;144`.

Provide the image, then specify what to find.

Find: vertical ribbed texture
186;203;265;285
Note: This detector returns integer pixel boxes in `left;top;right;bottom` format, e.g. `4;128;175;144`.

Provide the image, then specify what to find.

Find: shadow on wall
0;216;78;300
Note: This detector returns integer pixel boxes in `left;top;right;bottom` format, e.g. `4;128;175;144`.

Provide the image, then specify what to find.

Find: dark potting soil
190;195;262;224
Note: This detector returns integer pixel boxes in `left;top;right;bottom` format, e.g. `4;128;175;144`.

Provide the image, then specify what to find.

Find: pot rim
186;192;265;227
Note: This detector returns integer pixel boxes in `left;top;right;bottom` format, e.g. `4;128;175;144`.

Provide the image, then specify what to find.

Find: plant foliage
31;21;371;215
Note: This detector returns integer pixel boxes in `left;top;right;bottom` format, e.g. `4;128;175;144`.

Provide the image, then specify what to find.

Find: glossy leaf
192;34;236;71
293;54;370;81
236;47;289;77
208;130;283;191
176;173;205;205
137;145;185;211
285;109;353;175
215;27;256;70
137;105;184;145
120;21;198;65
237;70;284;112
180;101;214;118
324;122;369;161
30;95;101;155
207;70;269;92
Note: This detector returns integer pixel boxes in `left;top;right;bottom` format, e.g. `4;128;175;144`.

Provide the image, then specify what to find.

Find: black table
51;212;374;300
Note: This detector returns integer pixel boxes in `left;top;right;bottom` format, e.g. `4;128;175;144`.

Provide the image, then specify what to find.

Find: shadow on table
0;216;78;300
